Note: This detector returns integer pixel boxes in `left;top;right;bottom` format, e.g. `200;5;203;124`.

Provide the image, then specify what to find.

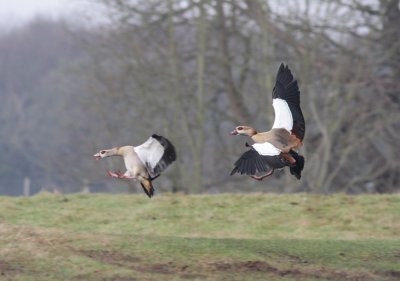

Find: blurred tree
0;18;80;194
82;0;399;193
0;0;398;195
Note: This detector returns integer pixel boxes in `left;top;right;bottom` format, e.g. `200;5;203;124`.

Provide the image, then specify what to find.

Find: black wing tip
276;63;294;82
230;167;238;176
231;148;281;176
151;134;177;162
150;134;177;176
278;62;291;70
273;62;301;103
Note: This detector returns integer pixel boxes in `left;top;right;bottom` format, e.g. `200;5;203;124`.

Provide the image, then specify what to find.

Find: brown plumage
230;63;305;180
231;126;302;152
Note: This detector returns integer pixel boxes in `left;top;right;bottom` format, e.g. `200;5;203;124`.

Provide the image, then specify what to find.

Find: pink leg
250;170;274;181
107;170;121;178
119;175;137;179
107;170;137;179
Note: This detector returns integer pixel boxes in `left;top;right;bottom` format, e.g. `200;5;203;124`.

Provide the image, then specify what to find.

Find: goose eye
100;151;106;154
237;126;243;130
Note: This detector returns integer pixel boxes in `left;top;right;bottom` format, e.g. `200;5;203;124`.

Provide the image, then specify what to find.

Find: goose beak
93;153;101;160
230;129;238;135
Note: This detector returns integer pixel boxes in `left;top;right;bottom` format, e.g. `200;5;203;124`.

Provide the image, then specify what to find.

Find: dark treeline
1;0;399;196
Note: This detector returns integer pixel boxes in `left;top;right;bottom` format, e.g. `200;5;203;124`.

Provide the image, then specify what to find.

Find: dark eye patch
237;126;243;130
100;151;106;154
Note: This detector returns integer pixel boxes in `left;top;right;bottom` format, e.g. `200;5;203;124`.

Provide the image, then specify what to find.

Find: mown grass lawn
0;193;399;280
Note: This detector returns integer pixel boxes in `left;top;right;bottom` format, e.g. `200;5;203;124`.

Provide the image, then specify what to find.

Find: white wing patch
272;98;293;132
134;137;164;170
252;142;280;156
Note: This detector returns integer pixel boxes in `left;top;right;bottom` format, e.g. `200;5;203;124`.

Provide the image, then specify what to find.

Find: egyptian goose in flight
93;134;176;198
230;63;305;180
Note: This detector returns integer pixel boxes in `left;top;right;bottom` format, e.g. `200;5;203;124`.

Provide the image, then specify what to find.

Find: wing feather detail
230;147;287;176
272;63;305;140
134;135;176;178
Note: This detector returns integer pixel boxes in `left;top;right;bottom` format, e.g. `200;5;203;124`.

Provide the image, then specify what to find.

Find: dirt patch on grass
136;262;178;274
0;261;18;275
0;260;34;279
80;250;395;280
209;260;392;281
98;277;139;281
211;260;307;278
81;250;179;274
379;270;400;280
75;275;138;281
180;273;207;279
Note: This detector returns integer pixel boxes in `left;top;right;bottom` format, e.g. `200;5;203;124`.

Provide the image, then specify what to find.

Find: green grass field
0;193;399;281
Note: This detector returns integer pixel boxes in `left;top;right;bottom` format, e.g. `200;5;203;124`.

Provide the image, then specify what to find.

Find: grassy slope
0;193;399;281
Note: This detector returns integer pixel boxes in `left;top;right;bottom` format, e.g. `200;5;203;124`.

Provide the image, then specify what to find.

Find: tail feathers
140;179;154;198
289;151;305;180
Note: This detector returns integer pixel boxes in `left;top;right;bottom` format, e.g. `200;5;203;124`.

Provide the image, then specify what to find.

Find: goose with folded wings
230;63;305;180
93;134;176;197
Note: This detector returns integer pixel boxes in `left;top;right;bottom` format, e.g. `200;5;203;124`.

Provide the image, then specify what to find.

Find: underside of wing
150;134;177;177
272;63;305;140
230;147;287;176
252;140;281;156
134;135;177;178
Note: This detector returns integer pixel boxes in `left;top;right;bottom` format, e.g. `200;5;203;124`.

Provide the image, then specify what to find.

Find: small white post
81;178;90;193
23;177;30;196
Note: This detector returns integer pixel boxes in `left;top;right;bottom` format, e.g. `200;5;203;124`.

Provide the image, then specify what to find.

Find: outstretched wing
230;144;287;176
271;63;305;140
134;134;177;178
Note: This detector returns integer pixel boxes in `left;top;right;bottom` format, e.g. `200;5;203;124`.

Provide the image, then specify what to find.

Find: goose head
93;147;118;160
230;126;257;137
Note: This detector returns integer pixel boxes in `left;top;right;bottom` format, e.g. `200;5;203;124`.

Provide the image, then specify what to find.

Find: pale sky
0;0;81;27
